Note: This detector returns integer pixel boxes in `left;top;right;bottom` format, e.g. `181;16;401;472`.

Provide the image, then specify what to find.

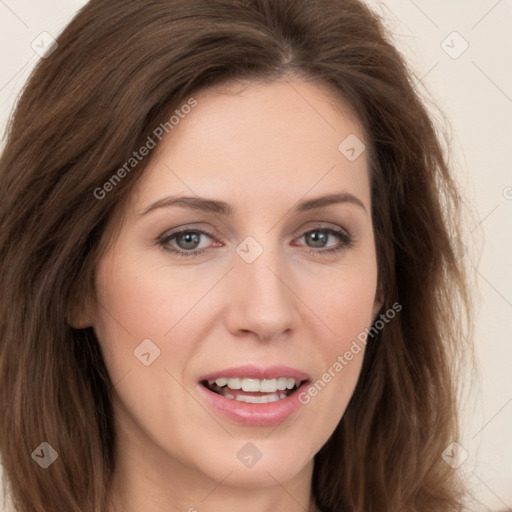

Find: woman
0;0;471;511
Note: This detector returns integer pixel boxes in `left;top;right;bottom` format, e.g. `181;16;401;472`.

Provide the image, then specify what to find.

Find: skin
73;77;381;512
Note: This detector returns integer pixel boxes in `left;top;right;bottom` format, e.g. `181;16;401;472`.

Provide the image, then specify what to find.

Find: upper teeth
209;377;299;392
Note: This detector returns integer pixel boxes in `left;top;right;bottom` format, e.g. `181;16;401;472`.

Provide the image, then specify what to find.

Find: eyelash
157;226;354;258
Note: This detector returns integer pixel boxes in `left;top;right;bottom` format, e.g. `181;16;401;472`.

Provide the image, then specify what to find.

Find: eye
157;226;354;257
158;229;220;257
172;231;207;250
294;227;353;255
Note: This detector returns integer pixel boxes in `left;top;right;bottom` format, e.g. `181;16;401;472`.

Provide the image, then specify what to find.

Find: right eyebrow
138;196;234;218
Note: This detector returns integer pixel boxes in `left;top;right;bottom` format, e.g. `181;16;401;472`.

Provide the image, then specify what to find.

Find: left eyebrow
295;192;367;214
137;191;367;218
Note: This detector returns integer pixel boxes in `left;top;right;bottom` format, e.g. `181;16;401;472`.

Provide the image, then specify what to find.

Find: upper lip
198;365;310;383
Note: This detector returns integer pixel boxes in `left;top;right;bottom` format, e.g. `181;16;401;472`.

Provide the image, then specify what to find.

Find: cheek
91;247;187;386
93;244;209;350
300;257;377;418
91;244;224;409
91;249;203;445
94;253;174;337
312;255;378;347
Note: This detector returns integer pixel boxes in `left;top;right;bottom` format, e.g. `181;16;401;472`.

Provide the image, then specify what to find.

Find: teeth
260;379;277;392
210;377;301;392
235;393;281;404
241;378;260;392
227;377;242;389
276;377;288;390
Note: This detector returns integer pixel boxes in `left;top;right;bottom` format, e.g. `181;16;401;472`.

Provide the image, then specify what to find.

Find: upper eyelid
158;228;213;246
161;219;351;236
160;223;347;238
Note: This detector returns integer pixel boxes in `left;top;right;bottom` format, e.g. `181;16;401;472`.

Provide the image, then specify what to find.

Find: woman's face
83;79;380;492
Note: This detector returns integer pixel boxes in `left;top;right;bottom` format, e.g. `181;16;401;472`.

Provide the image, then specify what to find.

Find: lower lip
197;382;309;426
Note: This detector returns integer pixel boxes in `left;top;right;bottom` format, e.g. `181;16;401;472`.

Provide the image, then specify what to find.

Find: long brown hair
0;0;471;510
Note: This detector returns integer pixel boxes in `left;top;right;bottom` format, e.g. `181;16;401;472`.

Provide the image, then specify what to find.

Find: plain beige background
0;1;511;510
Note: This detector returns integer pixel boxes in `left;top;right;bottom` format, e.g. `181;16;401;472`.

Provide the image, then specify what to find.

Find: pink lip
198;364;310;382
197;365;311;427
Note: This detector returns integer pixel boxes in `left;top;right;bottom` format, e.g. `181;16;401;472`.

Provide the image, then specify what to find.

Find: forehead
129;78;370;216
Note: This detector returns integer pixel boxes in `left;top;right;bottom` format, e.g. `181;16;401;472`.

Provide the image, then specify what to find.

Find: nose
223;243;300;343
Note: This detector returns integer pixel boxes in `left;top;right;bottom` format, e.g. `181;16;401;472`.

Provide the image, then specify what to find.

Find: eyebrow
137;192;367;218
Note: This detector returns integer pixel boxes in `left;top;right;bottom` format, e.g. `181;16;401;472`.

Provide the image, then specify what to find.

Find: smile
197;365;311;426
202;377;305;403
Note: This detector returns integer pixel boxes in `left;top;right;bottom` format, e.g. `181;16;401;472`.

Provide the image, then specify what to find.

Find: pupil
307;231;327;248
177;232;200;250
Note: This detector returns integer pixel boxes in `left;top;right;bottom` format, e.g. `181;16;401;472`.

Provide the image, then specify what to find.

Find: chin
178;431;319;488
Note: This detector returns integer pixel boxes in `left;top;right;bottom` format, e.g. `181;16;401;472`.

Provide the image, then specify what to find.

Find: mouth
200;377;308;404
197;365;311;425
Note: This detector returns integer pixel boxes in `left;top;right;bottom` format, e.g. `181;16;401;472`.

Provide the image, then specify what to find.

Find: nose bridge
227;235;298;340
